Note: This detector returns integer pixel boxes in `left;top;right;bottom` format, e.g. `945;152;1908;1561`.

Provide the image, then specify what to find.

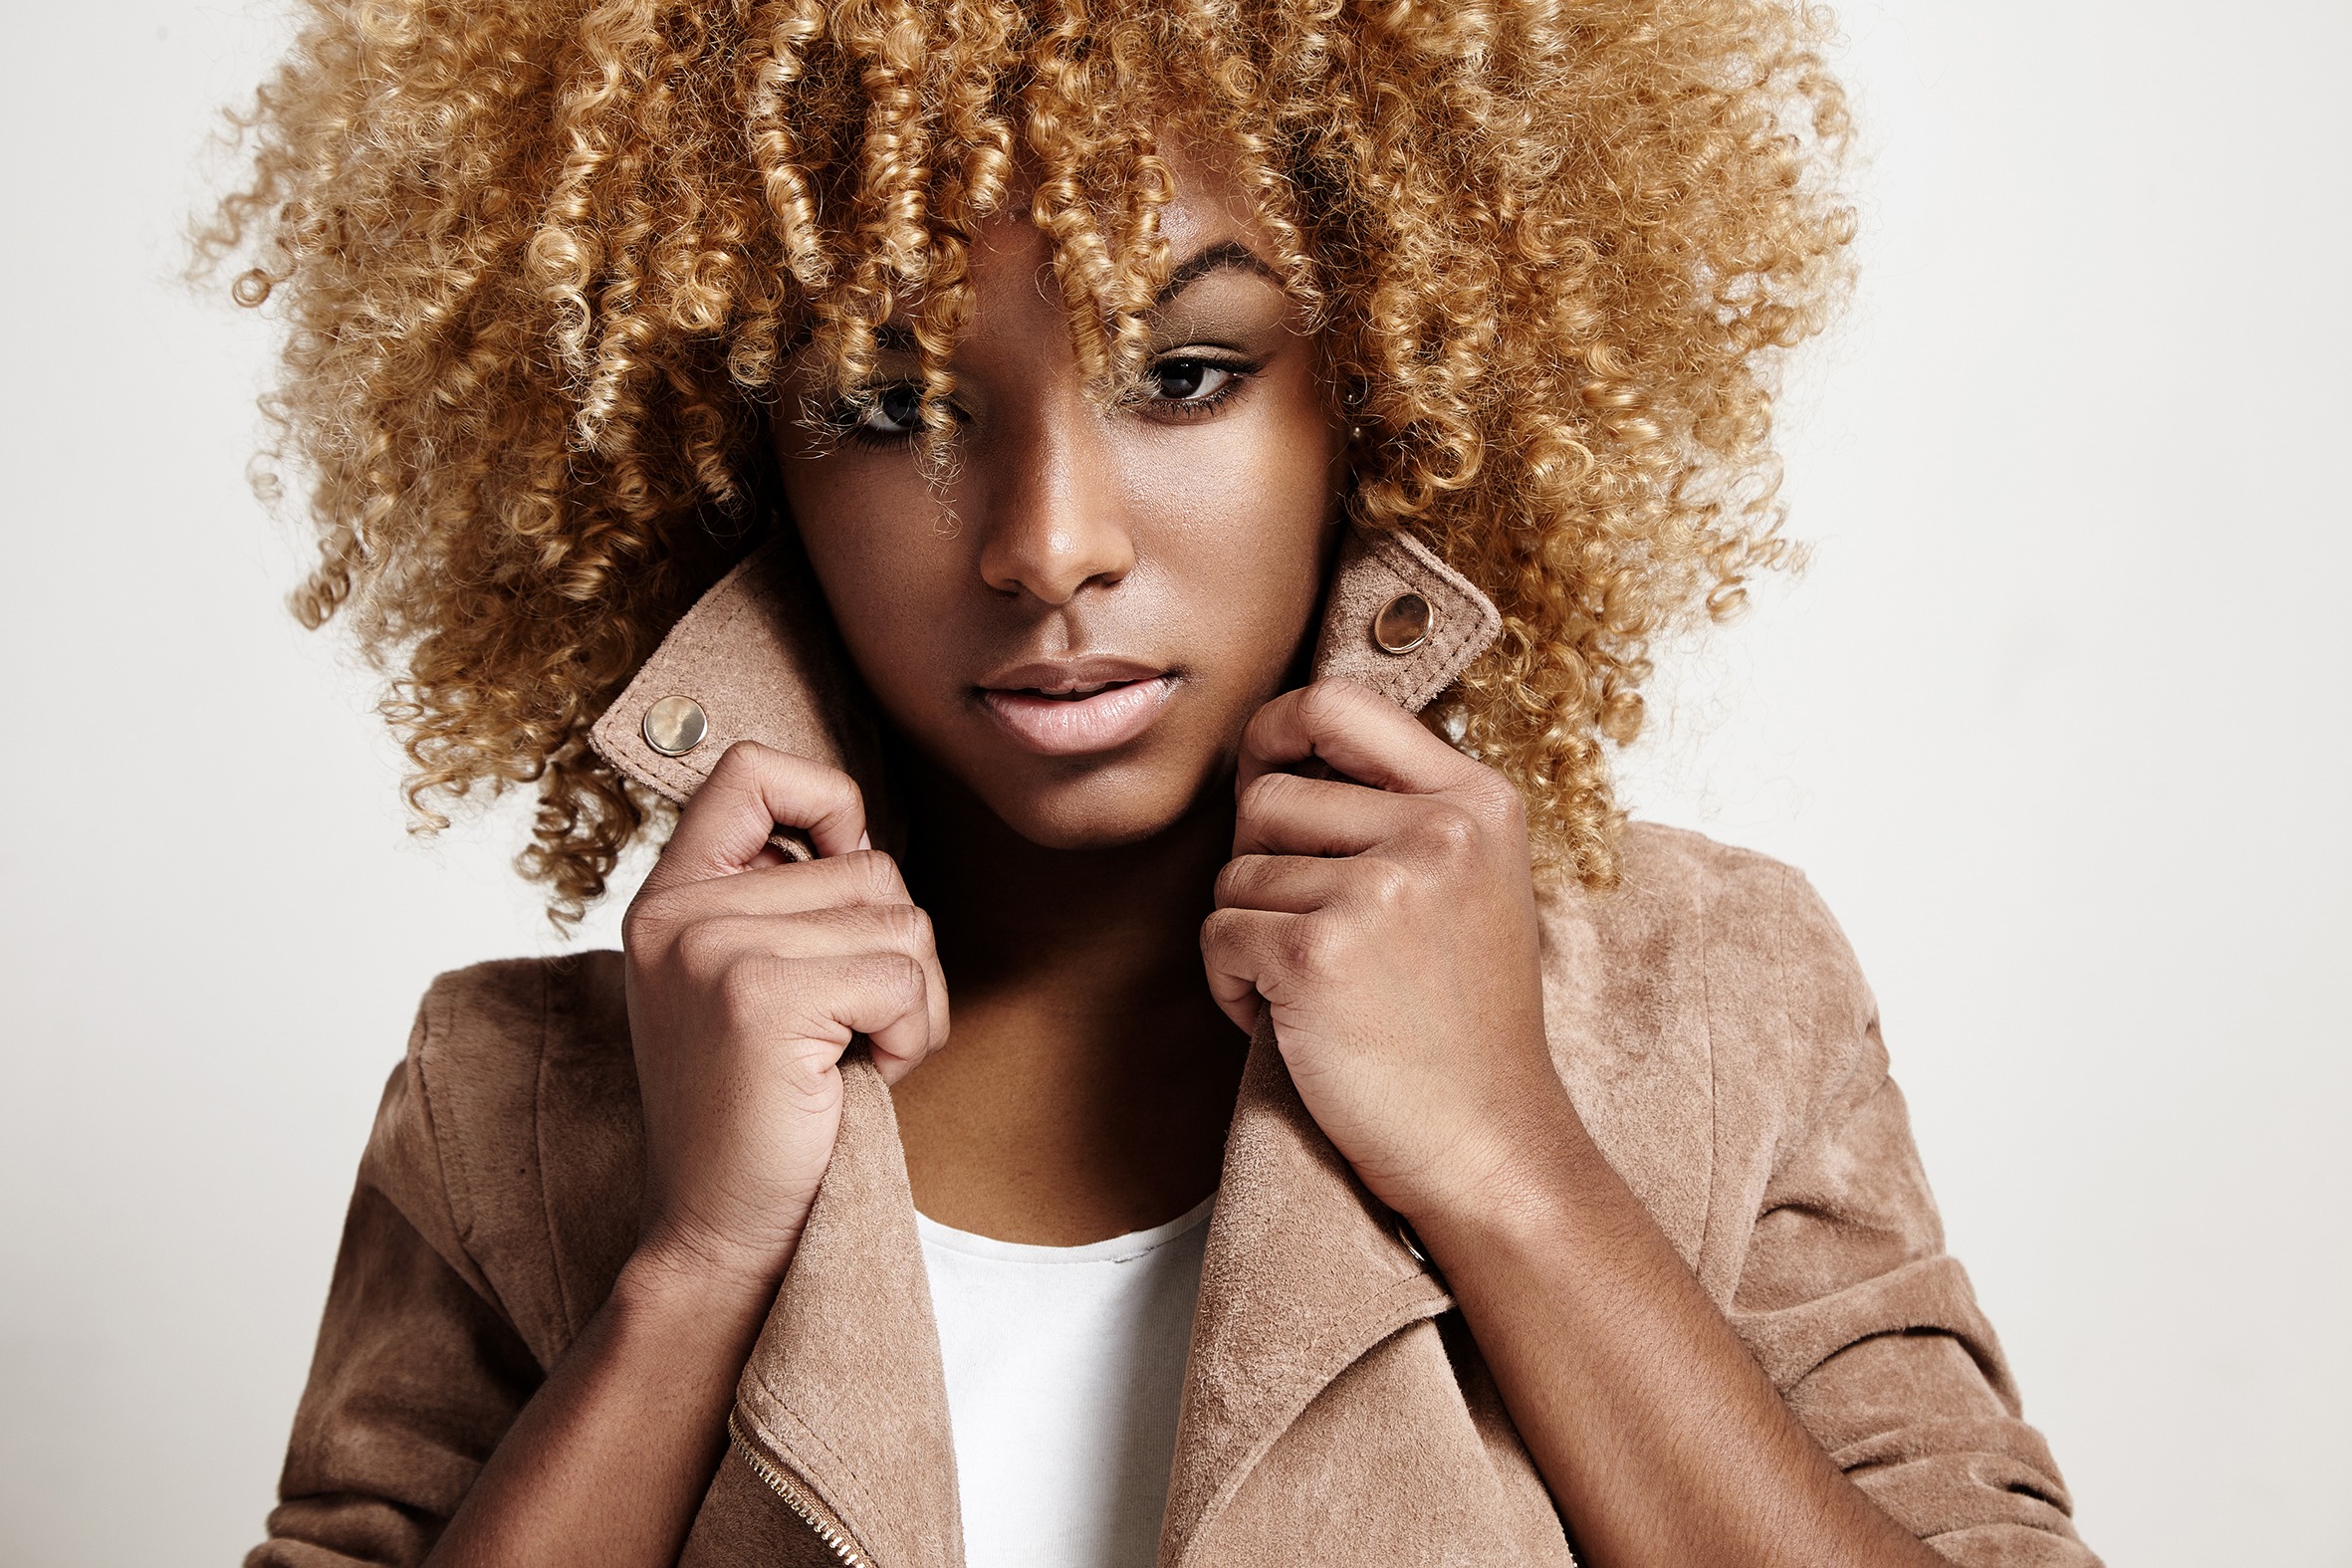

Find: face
773;152;1345;850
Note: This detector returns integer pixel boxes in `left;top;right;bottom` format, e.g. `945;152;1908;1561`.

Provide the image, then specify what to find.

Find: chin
975;766;1213;853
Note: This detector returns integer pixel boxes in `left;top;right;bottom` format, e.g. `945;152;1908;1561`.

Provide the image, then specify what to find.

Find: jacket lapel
1160;525;1503;1562
593;522;1504;1567
720;1057;964;1568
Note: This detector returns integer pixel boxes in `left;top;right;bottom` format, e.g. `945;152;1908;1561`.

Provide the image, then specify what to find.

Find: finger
680;905;950;1062
827;950;947;1085
1199;905;1320;1032
646;743;868;893
1231;770;1425;859
633;849;913;932
1214;852;1352;915
753;950;944;1082
678;905;931;966
1237;678;1484;800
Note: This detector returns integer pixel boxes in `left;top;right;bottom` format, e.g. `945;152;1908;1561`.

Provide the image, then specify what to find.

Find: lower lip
980;677;1178;757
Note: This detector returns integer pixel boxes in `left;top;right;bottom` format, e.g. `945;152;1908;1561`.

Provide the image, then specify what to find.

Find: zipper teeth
725;1411;870;1568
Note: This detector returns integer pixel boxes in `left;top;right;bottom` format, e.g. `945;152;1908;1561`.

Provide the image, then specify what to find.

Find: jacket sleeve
1727;872;2097;1568
246;1014;544;1566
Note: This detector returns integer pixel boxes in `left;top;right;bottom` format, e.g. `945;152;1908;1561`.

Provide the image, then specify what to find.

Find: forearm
1413;1094;1944;1568
423;1248;783;1568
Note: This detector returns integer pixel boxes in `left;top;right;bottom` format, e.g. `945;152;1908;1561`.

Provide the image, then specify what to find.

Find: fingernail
857;830;871;851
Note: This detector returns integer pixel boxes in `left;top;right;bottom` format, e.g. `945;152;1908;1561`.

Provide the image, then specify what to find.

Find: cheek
778;462;963;702
1130;405;1343;689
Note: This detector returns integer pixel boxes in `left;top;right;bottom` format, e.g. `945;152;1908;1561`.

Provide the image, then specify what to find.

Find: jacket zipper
724;1410;871;1567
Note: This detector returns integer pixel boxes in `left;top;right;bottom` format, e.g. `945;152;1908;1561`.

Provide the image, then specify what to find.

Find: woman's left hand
1201;677;1571;1224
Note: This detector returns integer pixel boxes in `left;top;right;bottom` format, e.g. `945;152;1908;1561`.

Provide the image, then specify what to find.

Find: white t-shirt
916;1197;1214;1568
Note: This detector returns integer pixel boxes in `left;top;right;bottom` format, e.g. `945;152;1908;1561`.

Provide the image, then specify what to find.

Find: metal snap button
1371;590;1434;655
641;695;709;758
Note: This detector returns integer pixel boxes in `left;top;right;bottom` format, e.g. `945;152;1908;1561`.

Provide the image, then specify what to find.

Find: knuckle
816;769;866;824
821;760;863;803
620;898;663;954
705;740;763;779
1237;771;1294;822
1467;766;1524;823
1212;856;1259;907
1358;858;1415;914
1200;908;1259;968
875;950;927;1007
674;918;741;979
696;743;752;784
623;880;695;943
1198;907;1233;956
1416;803;1481;861
710;741;864;817
1280;915;1343;978
842;848;903;903
713;958;780;1024
1297;678;1352;725
1240;696;1286;749
874;900;926;950
703;740;779;795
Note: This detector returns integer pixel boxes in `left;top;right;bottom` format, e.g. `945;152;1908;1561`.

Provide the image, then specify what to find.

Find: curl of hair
197;0;1852;921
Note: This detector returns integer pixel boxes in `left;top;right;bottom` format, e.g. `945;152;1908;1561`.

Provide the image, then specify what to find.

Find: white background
2;0;2345;1562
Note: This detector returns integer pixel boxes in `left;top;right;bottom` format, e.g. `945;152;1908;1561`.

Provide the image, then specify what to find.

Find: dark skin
889;766;1248;1242
774;185;1343;1242
423;150;1946;1568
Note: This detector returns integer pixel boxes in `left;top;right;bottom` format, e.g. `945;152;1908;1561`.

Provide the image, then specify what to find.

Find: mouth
976;660;1180;757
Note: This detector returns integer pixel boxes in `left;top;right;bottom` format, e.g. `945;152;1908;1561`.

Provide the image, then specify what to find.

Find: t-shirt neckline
914;1194;1216;1266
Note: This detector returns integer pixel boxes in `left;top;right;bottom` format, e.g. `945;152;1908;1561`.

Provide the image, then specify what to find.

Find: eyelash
827;351;1264;448
1129;353;1262;420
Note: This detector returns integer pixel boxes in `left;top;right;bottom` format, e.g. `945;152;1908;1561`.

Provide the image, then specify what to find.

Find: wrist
616;1227;799;1330
1404;1080;1607;1257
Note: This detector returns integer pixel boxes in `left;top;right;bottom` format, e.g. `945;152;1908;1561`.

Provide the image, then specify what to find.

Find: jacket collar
588;523;1502;832
591;525;1504;1565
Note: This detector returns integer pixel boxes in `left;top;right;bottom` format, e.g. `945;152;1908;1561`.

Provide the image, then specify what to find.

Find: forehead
979;135;1278;278
1152;138;1273;257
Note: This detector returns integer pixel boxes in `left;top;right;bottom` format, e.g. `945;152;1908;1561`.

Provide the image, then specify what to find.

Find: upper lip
976;654;1171;695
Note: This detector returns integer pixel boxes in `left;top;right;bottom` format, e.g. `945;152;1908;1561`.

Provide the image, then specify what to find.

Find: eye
856;384;924;436
1147;357;1237;403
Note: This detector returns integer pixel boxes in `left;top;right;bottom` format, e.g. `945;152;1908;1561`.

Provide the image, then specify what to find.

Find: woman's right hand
619;742;950;1298
422;745;945;1565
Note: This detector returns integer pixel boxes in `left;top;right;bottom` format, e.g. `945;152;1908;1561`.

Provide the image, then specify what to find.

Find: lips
976;658;1179;757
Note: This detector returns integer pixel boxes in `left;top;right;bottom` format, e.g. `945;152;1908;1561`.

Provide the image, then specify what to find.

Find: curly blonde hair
201;0;1852;921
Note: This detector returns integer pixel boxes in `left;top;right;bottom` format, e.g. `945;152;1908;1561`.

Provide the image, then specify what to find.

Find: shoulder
1529;823;1886;1270
1539;819;1873;1041
407;951;632;1109
1567;820;1854;949
404;955;634;1189
371;952;642;1363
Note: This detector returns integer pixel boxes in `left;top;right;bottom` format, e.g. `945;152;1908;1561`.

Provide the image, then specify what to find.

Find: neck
905;766;1232;1011
887;753;1250;1245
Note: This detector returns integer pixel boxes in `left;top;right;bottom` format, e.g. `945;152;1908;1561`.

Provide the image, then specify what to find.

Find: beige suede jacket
250;527;2097;1568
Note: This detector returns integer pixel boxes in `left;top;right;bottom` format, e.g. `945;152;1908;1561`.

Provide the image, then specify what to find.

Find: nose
973;406;1136;605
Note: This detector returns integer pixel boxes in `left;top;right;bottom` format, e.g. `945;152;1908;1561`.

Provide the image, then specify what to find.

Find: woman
213;2;2095;1565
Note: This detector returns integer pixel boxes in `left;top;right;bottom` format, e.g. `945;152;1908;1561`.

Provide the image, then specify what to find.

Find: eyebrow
855;240;1281;356
1154;240;1281;306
